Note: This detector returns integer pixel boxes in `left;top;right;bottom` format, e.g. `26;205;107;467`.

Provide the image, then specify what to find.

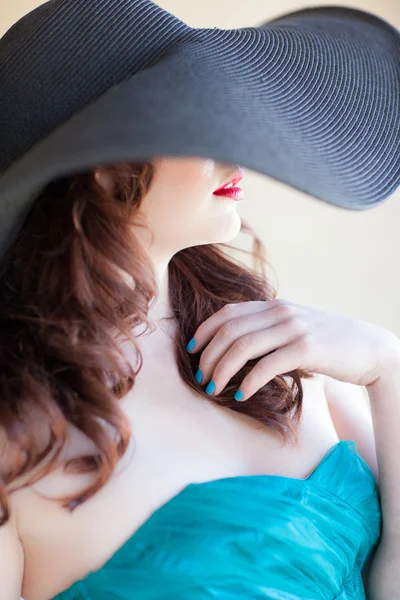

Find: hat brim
0;5;399;259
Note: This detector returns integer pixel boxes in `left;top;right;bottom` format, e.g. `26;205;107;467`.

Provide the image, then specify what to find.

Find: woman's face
98;157;244;258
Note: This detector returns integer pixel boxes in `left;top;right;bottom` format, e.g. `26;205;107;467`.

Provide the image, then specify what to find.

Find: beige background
2;1;400;336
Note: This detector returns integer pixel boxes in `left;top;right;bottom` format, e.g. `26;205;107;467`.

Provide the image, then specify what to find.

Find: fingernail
234;389;244;401
195;369;203;384
186;337;196;351
206;380;216;395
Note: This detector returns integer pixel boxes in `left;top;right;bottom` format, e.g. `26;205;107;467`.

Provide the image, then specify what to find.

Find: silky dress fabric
51;440;381;600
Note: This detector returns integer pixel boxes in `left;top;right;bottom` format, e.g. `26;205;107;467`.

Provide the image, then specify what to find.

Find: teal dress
52;440;381;600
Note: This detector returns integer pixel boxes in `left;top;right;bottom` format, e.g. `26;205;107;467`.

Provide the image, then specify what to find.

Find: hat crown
0;0;192;173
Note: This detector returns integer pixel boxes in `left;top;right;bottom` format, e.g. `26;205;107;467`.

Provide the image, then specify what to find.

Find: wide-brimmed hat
0;0;399;261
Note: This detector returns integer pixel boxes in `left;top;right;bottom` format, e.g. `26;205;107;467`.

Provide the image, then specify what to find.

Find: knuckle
290;316;309;335
232;335;251;353
274;303;296;319
213;363;225;381
199;352;212;371
247;362;267;386
221;303;237;317
199;360;207;373
219;319;239;339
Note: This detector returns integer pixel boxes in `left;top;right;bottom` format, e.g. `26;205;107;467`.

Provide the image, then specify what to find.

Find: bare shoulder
0;513;24;600
0;428;25;599
319;374;379;482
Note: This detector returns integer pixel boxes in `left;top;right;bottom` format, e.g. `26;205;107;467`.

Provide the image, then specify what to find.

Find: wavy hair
0;161;313;526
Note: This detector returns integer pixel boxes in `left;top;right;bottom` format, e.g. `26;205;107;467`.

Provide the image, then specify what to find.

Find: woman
0;155;398;600
1;1;400;599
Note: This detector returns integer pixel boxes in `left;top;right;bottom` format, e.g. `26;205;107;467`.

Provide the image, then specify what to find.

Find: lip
213;166;245;193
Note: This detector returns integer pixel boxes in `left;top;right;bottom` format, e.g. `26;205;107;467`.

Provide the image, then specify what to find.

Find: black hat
0;0;399;260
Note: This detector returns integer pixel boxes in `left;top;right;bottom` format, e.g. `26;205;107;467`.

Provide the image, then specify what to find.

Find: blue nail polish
186;337;196;351
234;389;244;401
206;380;216;395
195;369;203;384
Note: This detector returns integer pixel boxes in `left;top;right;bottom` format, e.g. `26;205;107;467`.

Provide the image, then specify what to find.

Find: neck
147;258;174;325
130;228;178;341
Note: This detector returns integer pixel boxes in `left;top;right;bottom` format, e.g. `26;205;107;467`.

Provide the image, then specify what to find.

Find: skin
96;156;243;328
2;157;383;600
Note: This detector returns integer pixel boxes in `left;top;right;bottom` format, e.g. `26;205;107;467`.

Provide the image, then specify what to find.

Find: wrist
367;332;400;388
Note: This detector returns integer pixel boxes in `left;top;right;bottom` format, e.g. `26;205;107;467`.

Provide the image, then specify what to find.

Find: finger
186;298;290;353
234;337;312;402
198;310;292;384
208;320;303;395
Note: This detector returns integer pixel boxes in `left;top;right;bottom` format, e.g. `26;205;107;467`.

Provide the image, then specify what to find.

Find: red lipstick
213;166;245;201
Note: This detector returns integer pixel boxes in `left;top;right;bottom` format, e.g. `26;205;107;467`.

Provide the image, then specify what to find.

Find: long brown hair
0;161;313;526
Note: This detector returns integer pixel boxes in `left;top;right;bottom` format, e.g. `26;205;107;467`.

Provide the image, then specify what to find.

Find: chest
18;359;337;600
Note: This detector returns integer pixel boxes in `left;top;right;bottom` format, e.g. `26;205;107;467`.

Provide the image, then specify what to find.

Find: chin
214;213;242;243
183;214;242;248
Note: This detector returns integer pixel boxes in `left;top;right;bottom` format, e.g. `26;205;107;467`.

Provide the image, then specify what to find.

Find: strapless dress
51;439;381;599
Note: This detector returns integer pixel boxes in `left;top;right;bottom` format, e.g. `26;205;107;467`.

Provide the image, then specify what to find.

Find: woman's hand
186;299;400;401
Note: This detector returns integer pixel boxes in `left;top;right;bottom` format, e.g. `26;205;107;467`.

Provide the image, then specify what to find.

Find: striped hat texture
0;0;399;260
